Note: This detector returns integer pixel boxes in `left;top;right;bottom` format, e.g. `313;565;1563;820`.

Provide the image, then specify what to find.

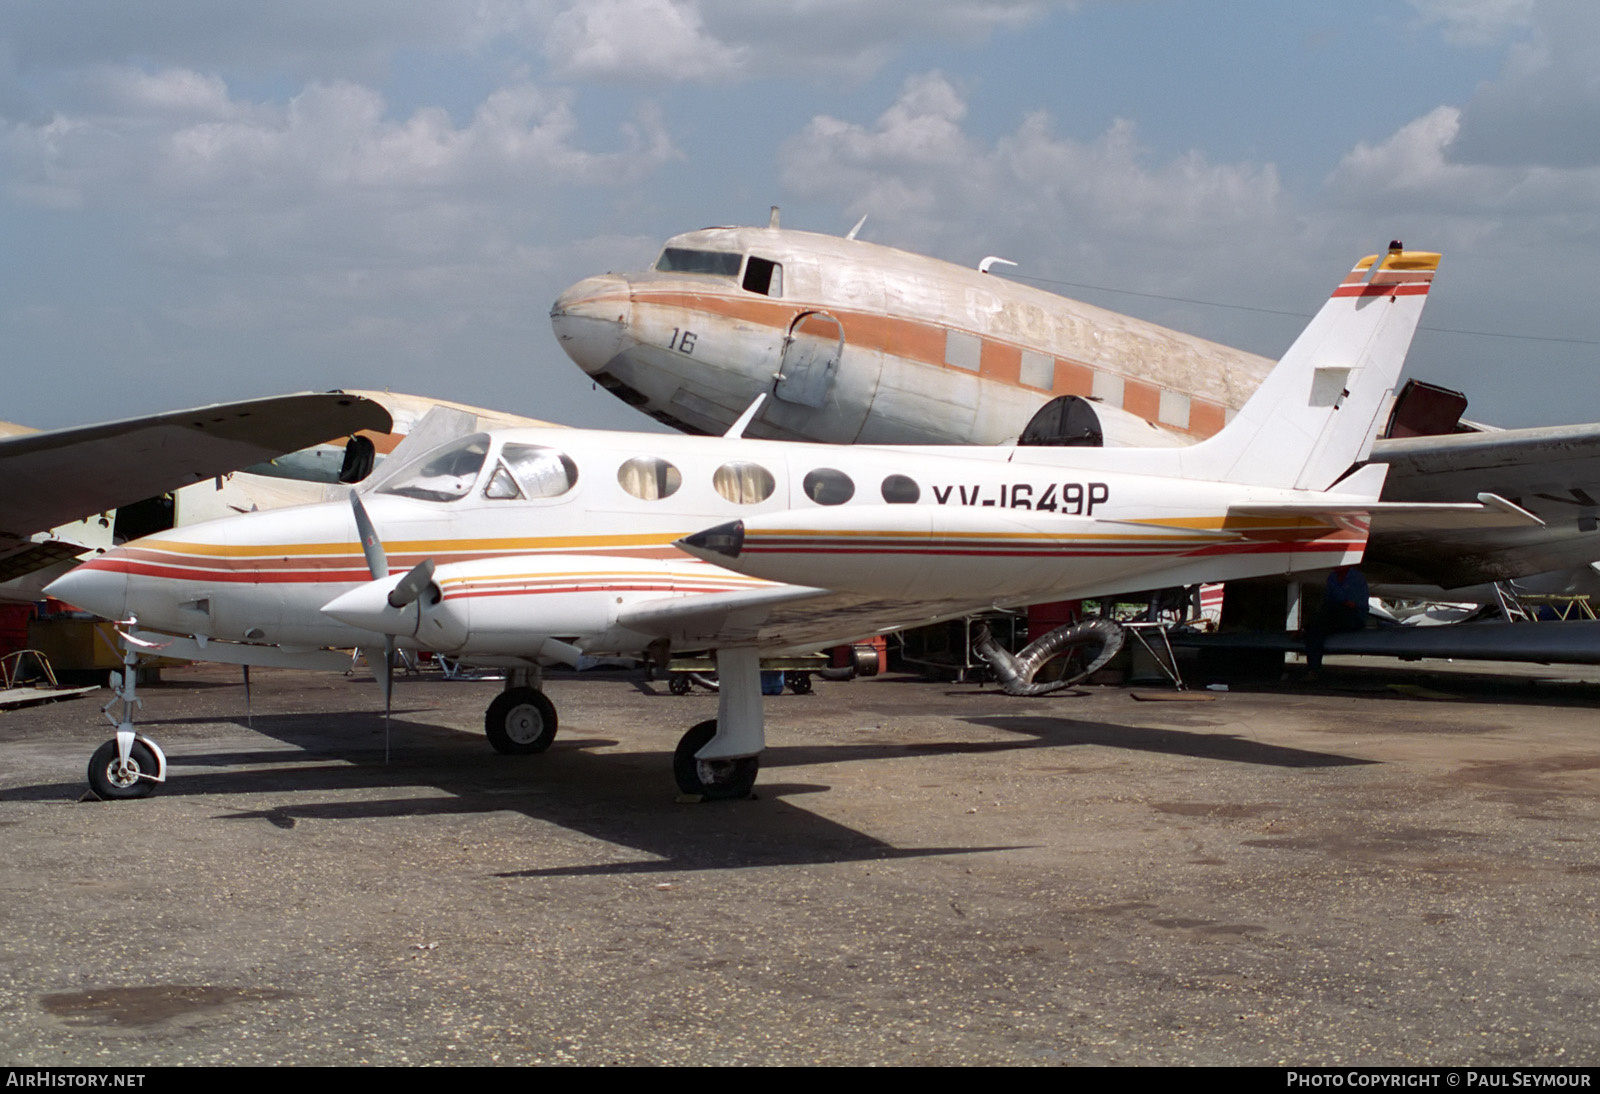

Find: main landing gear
483;654;767;800
671;646;765;801
673;719;759;801
485;687;557;754
484;668;558;755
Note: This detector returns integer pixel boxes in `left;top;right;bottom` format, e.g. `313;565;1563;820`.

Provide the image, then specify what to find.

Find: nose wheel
87;738;159;800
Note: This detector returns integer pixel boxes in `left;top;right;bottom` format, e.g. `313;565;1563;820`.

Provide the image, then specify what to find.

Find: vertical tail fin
1181;243;1439;491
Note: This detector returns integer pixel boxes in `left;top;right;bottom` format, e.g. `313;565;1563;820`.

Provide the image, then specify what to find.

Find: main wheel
673;719;759;800
87;739;158;800
485;688;558;754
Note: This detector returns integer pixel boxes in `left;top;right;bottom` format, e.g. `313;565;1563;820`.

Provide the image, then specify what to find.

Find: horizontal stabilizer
1229;495;1544;533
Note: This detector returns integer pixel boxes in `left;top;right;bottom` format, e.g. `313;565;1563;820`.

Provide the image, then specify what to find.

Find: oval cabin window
712;461;776;504
803;468;855;506
880;474;920;504
618;456;682;500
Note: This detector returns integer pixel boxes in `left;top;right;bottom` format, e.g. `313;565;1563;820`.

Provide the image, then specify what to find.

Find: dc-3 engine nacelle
319;554;687;661
1015;394;1188;450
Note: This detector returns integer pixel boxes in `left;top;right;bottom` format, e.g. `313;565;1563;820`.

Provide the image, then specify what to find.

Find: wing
0;392;392;537
618;584;988;655
1368;425;1600;586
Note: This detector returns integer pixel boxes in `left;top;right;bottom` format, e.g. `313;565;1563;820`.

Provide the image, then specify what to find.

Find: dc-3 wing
1;391;392;537
1361;425;1600;586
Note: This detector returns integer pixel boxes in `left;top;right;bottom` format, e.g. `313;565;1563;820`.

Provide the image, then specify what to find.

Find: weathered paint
552;225;1275;447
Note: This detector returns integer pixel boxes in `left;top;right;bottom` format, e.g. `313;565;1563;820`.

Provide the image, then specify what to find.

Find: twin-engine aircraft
53;246;1517;802
552;211;1272;448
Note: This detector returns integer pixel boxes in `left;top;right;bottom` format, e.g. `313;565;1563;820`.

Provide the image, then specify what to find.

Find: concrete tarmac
1;659;1597;1066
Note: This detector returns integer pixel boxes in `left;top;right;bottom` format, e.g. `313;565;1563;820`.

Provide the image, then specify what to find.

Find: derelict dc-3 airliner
54;245;1530;802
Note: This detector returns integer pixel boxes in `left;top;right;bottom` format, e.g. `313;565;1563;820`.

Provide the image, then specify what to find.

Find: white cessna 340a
51;245;1531;802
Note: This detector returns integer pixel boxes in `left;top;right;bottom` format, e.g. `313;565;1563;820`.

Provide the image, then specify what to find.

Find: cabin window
880;474;920;504
376;434;490;502
655;248;741;278
742;257;783;297
945;329;982;371
713;461;776;504
803;468;854;506
618;456;682;500
485;444;578;501
1019;350;1054;391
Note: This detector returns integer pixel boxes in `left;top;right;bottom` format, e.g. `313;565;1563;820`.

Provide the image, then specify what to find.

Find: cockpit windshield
374;434;490;502
655;248;741;278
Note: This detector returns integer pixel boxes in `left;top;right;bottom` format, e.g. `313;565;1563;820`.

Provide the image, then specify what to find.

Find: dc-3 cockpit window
376;434;490;502
618;456;681;500
484;444;578;501
655;248;741;278
742;256;782;297
713;461;776;505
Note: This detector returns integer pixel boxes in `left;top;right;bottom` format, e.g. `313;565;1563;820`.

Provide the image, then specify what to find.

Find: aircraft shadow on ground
19;686;1366;872
961;714;1375;768
24;707;1025;875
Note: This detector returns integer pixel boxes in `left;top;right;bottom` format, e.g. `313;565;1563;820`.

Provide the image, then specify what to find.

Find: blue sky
3;0;1594;431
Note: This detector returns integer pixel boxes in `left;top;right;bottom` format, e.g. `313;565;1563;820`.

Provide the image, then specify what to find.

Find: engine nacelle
322;554;752;661
1017;394;1188;449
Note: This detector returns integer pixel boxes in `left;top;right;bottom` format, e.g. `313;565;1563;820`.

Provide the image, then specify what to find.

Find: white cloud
537;0;1056;86
1414;0;1600;168
781;72;1283;272
1409;0;1534;45
545;0;745;82
3;69;675;214
0;64;681;425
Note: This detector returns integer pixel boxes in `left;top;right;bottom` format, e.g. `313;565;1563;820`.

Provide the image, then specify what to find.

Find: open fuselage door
767;310;882;442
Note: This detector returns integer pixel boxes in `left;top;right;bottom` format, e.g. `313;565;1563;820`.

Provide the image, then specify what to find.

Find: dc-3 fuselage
551;223;1274;448
53;247;1469;801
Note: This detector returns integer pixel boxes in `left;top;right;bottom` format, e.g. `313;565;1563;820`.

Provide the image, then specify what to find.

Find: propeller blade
349;490;388;580
387;559;436;608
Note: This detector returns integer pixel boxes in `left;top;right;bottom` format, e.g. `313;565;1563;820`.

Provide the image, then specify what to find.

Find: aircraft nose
45;559;130;621
550;274;633;374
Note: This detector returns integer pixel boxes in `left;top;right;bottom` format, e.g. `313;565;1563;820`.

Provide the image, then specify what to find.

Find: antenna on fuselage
979;256;1017;275
845;214;868;240
769;206;780;229
723;394;768;439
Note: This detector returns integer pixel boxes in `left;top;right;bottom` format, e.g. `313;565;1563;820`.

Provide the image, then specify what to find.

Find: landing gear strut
85;630;168;799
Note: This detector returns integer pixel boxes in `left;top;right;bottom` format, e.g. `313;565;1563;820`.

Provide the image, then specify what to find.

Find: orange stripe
632;289;1225;438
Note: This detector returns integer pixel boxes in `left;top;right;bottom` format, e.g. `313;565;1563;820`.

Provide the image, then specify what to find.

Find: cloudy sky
3;0;1595;432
